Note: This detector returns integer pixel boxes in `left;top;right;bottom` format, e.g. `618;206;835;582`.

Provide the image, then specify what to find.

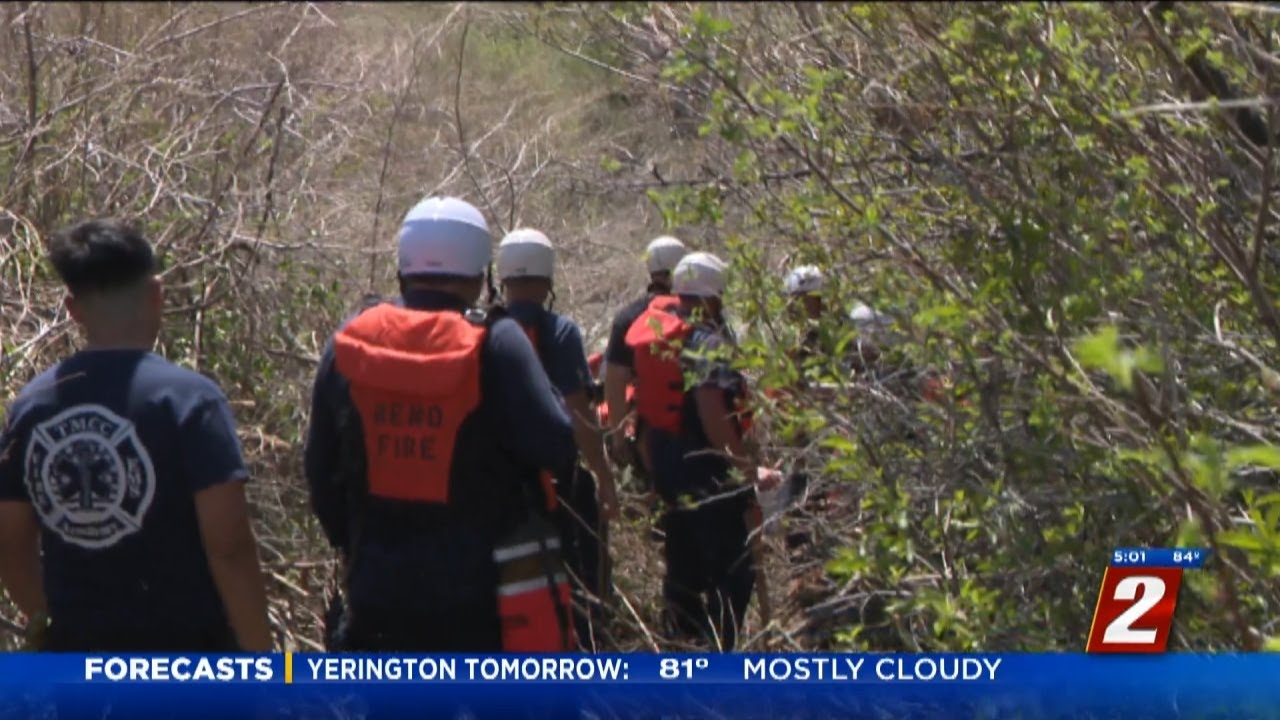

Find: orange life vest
624;295;690;434
332;304;485;504
517;318;560;513
624;296;754;437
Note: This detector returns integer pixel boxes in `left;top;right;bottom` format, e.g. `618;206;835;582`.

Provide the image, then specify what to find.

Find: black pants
43;622;240;652
661;495;756;651
334;603;504;652
556;466;611;651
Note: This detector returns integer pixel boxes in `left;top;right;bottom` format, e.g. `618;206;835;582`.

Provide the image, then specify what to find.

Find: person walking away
0;219;272;653
625;251;781;651
304;197;580;652
494;228;619;651
784;264;830;367
603;236;689;521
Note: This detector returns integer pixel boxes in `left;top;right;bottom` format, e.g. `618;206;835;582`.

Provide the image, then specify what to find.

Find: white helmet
645;235;688;274
850;302;891;329
672;251;728;298
496;228;555;281
398;196;492;277
784;265;825;296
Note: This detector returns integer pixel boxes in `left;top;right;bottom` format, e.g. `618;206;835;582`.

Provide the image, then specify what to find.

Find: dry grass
0;2;750;651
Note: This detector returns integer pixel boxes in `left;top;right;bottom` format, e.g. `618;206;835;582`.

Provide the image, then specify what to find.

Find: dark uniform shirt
603;283;668;371
0;350;248;641
505;301;591;402
506;300;595;483
303;289;577;614
648;322;748;505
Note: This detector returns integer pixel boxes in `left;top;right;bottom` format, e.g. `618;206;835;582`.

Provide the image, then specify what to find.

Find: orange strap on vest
624;295;692;434
332;304;485;504
519;321;560;513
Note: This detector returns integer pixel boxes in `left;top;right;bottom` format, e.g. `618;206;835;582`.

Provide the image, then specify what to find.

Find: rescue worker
603;235;689;475
783;264;893;378
494;228;619;650
304;196;579;652
625;251;781;651
776;265;851;555
785;265;827;323
783;264;831;373
846;302;952;405
0;219;273;653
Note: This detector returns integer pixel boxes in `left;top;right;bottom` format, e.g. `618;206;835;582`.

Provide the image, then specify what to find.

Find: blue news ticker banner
0;652;1276;719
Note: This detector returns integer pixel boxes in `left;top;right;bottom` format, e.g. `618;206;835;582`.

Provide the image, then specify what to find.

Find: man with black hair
0;218;272;652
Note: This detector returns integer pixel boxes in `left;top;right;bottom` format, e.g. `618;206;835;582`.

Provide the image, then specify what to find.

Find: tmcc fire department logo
25;404;156;549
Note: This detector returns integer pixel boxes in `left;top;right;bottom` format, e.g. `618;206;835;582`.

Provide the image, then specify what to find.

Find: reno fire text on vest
372;401;444;464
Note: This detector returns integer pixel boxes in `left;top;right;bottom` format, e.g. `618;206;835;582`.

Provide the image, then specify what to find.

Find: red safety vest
624;295;689;434
624;296;753;437
332;304;485;504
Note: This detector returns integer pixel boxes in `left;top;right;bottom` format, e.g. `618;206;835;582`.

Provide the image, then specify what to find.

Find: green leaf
1176;518;1205;549
1124;155;1150;181
1074;326;1130;388
1218;529;1264;552
1074;325;1120;367
1073;326;1164;390
1133;346;1164;373
1225;445;1280;472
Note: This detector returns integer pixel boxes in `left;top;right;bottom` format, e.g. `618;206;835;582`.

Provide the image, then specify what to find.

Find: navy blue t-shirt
0;350;248;635
505;300;591;401
604;295;649;371
604;284;669;371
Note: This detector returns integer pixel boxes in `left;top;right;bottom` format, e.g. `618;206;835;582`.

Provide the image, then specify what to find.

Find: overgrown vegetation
538;1;1280;651
3;2;1280;652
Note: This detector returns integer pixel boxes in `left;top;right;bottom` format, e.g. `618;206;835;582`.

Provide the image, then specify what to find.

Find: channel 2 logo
1086;548;1208;654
